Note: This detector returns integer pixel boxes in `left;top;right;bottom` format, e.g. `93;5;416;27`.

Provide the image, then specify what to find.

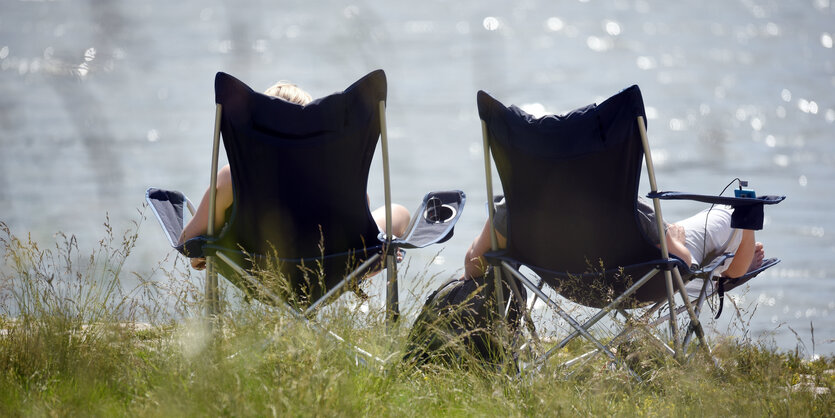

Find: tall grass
0;217;832;416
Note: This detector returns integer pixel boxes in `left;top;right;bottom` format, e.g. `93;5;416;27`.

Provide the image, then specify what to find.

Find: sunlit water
1;0;833;356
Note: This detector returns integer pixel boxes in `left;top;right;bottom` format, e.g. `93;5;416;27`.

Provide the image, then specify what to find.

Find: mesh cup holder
423;197;456;224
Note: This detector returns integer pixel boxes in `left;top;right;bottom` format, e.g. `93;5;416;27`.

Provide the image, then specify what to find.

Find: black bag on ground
403;268;525;367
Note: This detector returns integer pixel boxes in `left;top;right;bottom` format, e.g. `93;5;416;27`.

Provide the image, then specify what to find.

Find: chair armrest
647;191;785;206
146;188;188;247
719;257;780;292
145;187;205;257
647;191;785;230
390;190;466;249
694;252;734;276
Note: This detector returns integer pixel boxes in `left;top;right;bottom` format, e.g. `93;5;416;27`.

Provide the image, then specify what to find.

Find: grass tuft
0;218;832;416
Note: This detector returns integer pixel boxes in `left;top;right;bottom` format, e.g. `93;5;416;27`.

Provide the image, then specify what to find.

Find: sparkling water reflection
0;0;833;355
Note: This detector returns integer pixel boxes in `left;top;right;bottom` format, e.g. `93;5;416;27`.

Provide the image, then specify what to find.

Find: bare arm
370;199;411;238
179;164;234;269
664;223;693;265
463;220;506;279
722;229;755;278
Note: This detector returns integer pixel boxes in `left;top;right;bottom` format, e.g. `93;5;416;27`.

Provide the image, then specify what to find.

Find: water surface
1;0;833;355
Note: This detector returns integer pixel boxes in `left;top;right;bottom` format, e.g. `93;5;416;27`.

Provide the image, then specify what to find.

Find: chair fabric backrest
478;86;670;305
210;71;386;293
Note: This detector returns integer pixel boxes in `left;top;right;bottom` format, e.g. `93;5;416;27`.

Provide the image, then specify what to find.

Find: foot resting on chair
748;242;765;272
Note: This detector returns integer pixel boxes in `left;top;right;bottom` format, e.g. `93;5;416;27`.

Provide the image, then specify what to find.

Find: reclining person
179;80;411;270
635;198;764;278
462;197;765;281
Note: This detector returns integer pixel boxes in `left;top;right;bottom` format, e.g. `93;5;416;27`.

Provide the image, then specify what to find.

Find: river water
1;0;833;356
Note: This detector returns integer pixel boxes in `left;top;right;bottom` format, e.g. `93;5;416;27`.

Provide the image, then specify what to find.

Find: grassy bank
1;219;833;416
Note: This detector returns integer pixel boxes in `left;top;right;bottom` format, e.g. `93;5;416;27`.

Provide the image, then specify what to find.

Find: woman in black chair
179;81;410;270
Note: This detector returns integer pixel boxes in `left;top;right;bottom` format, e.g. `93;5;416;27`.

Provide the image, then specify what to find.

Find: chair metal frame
175;191;387;368
479;114;717;379
147;71;466;368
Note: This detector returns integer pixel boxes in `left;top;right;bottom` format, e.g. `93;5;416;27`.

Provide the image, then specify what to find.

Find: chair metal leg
618;273;716;364
527;266;661;373
502;263;640;380
502;267;541;346
213;252;387;369
205;255;220;318
526;277;545;314
638;114;682;360
205;103;223;322
385;253;399;327
552;267;661;350
480;119;507;318
681;273;713;355
555;302;679;374
513;264;717;377
378;100;399;328
613;308;676;357
492;267;506;319
304;253;382;317
662;270;681;359
671;268;714;359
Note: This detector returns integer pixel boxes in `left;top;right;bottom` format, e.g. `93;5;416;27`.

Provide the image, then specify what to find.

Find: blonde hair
263;81;313;105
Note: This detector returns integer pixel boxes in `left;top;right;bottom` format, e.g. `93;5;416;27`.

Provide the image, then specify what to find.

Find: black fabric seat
204;70;388;305
479;86;676;307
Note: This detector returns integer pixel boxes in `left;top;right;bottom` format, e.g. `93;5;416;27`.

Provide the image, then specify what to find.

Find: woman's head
264;81;313;106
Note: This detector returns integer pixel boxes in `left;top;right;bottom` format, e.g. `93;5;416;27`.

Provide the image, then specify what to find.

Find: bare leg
723;230;756;278
371;203;411;238
182;164;234;270
748;242;764;272
461;220;507;280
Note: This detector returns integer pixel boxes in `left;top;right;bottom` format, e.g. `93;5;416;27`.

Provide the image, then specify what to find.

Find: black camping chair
146;70;465;345
476;85;783;378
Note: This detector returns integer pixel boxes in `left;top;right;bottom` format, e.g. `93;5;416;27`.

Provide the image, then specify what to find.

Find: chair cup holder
423;197;456;224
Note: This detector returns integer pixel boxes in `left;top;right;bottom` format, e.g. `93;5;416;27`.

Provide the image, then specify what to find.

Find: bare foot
748;242;764;272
